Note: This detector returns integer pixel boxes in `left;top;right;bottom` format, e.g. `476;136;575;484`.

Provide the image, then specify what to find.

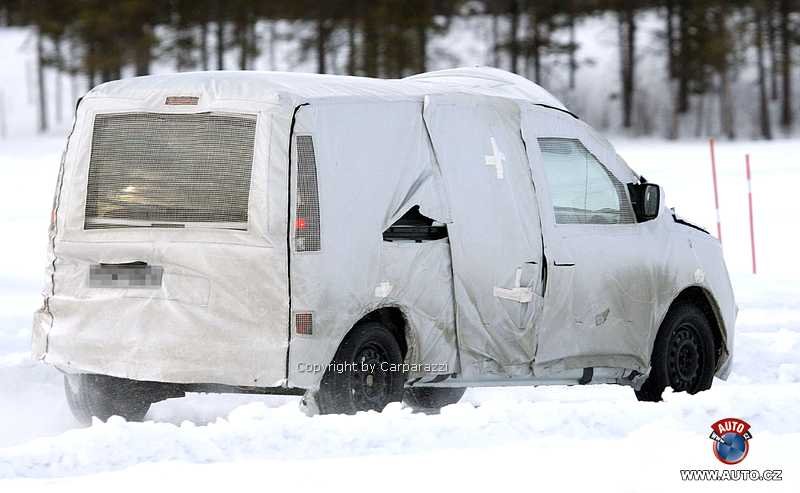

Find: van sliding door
423;95;544;379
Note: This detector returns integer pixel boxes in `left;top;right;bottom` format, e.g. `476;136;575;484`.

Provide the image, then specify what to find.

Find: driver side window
537;138;634;225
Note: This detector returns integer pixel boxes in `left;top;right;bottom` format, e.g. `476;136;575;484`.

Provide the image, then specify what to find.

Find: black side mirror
627;183;661;222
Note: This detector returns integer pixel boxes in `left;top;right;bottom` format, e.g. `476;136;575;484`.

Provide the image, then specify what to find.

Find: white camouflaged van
32;67;736;422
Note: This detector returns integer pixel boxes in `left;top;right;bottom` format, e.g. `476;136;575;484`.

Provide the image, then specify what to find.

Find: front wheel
316;321;406;414
64;374;152;425
635;303;716;402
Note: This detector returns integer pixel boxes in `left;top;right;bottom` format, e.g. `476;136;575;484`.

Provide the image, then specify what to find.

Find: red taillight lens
295;217;306;230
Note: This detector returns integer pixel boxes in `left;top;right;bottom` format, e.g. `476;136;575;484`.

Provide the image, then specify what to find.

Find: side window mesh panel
85;112;256;230
295;135;321;252
537;137;635;225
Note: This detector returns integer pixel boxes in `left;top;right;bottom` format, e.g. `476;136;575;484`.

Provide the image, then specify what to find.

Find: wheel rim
667;322;704;392
350;343;393;411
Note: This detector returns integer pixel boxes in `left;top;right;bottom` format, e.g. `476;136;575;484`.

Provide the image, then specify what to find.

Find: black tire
636;303;716;402
403;387;466;411
64;374;152;425
317;321;406;415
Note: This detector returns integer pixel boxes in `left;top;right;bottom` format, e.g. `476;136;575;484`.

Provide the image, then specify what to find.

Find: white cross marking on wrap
484;137;505;179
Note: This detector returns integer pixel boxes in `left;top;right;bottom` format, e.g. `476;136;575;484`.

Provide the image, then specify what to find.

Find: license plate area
89;262;163;288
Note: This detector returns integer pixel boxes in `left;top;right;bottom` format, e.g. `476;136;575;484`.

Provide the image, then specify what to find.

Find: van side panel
286;101;457;389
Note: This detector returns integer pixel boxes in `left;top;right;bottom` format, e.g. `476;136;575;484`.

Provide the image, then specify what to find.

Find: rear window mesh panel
295;135;321;252
85;112;256;230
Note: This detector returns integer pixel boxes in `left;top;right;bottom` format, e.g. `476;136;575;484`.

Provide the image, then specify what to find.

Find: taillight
295;135;321;252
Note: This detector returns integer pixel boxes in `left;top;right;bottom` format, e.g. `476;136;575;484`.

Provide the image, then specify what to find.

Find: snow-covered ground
1;23;799;493
1;131;798;492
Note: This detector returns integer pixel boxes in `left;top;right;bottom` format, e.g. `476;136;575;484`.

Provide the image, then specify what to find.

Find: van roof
87;67;570;113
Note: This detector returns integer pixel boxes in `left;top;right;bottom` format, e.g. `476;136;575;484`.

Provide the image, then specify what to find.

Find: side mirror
627;183;661;222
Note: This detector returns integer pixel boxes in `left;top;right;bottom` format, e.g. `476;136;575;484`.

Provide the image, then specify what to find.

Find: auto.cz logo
680;469;783;481
709;417;752;465
679;418;783;482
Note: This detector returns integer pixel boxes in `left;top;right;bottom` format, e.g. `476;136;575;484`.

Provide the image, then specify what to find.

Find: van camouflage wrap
33;68;735;391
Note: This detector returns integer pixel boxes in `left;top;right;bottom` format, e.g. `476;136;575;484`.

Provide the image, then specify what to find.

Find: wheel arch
354;306;410;360
664;285;729;372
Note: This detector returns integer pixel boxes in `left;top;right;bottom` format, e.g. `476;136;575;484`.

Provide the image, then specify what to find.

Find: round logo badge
709;418;752;465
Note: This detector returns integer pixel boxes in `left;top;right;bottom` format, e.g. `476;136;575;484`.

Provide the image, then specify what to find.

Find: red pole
709;138;722;242
746;154;757;274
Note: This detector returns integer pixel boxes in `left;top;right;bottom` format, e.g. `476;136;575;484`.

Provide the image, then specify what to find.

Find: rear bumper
34;240;290;388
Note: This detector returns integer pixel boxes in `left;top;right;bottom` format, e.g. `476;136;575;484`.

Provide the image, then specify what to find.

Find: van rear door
40;96;291;388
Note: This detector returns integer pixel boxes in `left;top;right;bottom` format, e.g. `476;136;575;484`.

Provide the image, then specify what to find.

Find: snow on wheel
64;374;152;425
635;303;716;402
316;321;406;415
403;387;466;411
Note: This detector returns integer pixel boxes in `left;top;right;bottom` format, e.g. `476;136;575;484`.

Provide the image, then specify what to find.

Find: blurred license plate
89;263;163;288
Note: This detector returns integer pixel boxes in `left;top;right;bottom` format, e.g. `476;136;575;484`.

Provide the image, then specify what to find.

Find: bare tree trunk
237;15;249;70
363;11;379;77
666;0;675;78
134;24;152;76
529;12;542;83
347;15;356;74
36;29;48;133
695;93;705;137
618;4;636;129
668;82;679;139
267;22;277;71
70;70;78;107
491;14;499;66
86;39;96;91
216;4;225;70
677;0;690;113
509;0;520;73
70;37;81;102
316;15;327;74
568;9;576;89
666;0;679;139
417;24;427;73
767;0;779;100
779;0;793;129
200;22;209;70
54;35;63;123
716;7;735;140
756;8;773;139
248;16;257;69
719;71;735;139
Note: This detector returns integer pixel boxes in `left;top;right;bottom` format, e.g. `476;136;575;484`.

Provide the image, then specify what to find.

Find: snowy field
1;132;798;493
1;27;799;493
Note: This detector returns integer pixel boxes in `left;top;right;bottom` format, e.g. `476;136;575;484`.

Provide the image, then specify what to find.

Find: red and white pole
746;154;757;274
709;138;722;242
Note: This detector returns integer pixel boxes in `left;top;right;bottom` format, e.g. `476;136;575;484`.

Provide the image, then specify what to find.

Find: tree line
1;0;798;140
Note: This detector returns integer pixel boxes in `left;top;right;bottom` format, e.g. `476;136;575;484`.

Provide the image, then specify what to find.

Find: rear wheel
317;321;406;414
64;374;152;425
636;303;716;402
403;387;465;411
